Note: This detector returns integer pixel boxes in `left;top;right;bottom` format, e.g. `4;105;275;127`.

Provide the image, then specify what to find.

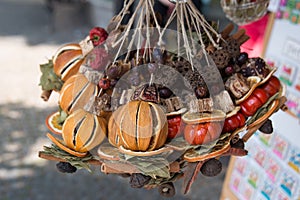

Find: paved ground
0;1;232;199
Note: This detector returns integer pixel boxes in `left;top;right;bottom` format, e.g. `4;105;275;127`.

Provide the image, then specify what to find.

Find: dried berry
224;65;235;76
129;173;151;188
255;57;265;67
259;119;273;134
159;86;173;99
236;52;248;66
106;63;122;79
195;85;209;99
89;27;108;46
56;162;77;173
158;182;176;197
200;158;222;177
98;78;111;89
241;67;256;77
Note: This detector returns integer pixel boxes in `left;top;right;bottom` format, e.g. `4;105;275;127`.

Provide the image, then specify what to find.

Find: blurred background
0;0;232;199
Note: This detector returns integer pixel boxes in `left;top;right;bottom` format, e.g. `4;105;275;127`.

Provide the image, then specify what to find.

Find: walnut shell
108;100;168;151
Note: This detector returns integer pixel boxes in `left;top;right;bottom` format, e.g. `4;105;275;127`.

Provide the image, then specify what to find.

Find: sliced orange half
46;133;87;158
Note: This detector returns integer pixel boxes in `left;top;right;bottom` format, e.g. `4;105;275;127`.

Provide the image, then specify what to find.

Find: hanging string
112;0;162;64
161;0;226;69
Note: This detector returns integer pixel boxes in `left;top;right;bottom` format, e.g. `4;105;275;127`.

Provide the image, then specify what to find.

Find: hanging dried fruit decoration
38;0;289;197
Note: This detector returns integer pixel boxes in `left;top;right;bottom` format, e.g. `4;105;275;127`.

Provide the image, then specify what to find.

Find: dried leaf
39;59;64;91
166;137;191;151
147;172;183;186
192;133;231;156
126;156;171;179
247;92;279;125
41;145;94;172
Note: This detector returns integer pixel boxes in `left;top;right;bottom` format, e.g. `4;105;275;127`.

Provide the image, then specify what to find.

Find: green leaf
39;59;64;91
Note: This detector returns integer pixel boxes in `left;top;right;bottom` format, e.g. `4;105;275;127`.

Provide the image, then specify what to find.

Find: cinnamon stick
221;23;234;39
232;29;246;40
41;90;52;101
38;151;102;165
183;161;204;194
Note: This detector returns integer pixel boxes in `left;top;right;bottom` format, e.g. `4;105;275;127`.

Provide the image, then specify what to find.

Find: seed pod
53;43;84;81
59;74;98;114
210;49;230;69
108;100;168;151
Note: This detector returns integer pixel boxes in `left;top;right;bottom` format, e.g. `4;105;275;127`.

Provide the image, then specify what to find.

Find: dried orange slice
225;106;241;118
182;110;226;124
236;76;261;105
45;112;63;135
